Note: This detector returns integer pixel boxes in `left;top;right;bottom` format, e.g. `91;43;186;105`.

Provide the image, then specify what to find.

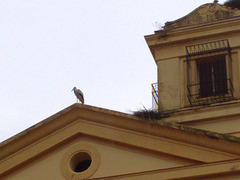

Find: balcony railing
187;79;234;106
152;83;158;111
186;39;231;59
186;39;234;106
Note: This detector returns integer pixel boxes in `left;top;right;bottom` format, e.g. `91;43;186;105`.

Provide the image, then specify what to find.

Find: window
60;143;100;179
186;39;234;106
197;55;228;97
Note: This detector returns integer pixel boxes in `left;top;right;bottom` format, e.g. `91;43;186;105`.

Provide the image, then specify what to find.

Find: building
1;1;240;179
146;1;240;137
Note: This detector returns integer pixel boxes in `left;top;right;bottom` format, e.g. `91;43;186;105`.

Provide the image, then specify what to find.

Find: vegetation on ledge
224;0;240;9
133;109;170;122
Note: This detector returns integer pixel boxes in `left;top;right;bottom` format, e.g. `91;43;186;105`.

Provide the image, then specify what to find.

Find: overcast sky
0;0;225;142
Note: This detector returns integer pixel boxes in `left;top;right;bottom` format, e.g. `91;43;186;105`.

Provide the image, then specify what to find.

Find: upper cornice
163;3;240;31
145;3;240;48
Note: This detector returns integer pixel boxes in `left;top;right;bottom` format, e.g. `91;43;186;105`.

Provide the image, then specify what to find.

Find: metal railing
187;79;234;106
186;39;234;106
152;83;158;111
186;39;230;59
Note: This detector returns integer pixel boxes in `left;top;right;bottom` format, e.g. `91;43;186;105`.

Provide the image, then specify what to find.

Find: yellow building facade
1;2;240;180
145;2;240;137
1;104;240;179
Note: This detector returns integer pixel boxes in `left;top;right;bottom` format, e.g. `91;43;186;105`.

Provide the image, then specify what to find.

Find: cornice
163;100;240;124
1;103;240;176
2;103;240;155
145;16;240;47
0;118;239;176
0;104;139;160
164;3;240;30
90;158;240;179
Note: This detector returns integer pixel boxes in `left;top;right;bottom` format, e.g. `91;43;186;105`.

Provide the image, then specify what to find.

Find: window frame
185;39;234;106
197;55;228;98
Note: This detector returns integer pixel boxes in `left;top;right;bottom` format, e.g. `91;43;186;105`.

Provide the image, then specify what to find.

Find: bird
72;87;84;104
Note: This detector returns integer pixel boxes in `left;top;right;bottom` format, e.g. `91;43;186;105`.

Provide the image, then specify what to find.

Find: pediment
2;136;198;179
165;3;240;30
1;104;240;179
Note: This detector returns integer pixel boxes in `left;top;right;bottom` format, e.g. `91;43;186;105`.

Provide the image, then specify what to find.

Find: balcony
187;79;234;106
186;39;234;106
152;83;158;111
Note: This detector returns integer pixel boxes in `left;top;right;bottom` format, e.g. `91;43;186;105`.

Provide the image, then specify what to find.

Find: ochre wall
145;13;240;137
153;32;240;112
4;136;195;180
160;101;240;137
157;57;182;111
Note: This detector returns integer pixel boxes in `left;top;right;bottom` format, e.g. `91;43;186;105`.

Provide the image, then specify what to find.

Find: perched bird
72;87;84;104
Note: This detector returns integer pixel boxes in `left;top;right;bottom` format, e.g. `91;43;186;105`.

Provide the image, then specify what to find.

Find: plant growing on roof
224;0;240;9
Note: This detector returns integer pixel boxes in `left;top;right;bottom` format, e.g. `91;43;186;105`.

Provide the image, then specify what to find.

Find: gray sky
0;0;225;142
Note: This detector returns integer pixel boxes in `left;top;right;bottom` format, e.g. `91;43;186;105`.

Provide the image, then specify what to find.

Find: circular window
60;143;100;180
70;152;92;173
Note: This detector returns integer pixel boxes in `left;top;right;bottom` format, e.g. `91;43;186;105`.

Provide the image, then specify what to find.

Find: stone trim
60;143;100;180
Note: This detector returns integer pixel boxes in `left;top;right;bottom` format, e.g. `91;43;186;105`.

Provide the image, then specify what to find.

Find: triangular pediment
164;3;240;29
2;136;198;179
1;104;240;179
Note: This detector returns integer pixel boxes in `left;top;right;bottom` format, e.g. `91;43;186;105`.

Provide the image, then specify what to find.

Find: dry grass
133;109;170;121
224;0;240;9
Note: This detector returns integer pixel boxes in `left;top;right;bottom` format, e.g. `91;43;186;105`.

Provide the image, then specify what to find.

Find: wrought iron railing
186;39;234;106
152;83;158;111
186;39;231;59
187;79;234;106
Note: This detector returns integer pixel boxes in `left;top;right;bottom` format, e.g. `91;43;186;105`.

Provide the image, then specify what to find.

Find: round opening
69;152;92;173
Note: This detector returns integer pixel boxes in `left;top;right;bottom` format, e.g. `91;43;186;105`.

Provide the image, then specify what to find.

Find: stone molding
60;143;100;180
165;3;240;29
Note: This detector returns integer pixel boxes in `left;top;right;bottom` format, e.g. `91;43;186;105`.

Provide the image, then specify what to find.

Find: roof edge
1;103;240;161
